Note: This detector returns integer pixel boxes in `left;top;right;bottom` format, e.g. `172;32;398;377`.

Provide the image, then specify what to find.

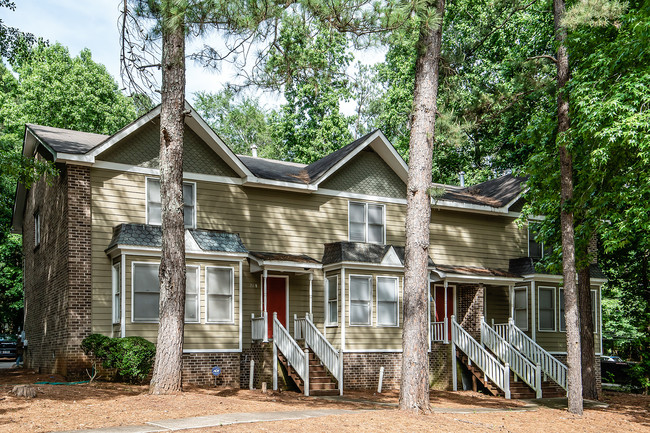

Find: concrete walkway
56;409;366;433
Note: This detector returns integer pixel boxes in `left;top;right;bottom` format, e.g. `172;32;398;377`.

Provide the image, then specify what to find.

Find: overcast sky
3;1;383;112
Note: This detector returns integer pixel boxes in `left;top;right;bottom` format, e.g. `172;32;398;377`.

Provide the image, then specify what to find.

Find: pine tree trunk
149;1;186;395
553;0;583;415
579;263;597;400
399;0;445;414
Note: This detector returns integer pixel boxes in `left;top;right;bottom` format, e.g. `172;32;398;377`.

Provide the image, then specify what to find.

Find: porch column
531;281;536;341
427;274;431;351
341;267;346;352
509;284;514;319
263;269;268;342
309;272;313;319
444;279;448;321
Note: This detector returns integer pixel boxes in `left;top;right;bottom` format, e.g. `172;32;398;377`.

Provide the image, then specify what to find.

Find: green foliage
0;42;138;331
263;14;353;163
193;89;277;157
81;334;156;382
0;0;39;63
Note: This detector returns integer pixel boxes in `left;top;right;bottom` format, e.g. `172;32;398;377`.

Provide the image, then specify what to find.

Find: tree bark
553;0;582;415
579;260;597;400
149;1;187;395
399;0;445;414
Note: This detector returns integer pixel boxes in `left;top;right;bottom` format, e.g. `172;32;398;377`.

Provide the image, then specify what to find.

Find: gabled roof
26;124;109;155
105;223;247;254
322;241;435;267
237;156;309;184
438;174;527;208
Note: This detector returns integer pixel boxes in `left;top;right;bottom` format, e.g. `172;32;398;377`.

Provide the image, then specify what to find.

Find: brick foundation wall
241;342;274;390
182;353;240;387
430;343;452;390
553;354;602;398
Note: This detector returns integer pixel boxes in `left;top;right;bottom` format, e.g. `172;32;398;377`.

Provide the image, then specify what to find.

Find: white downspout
263;269;268;342
341;267;346;352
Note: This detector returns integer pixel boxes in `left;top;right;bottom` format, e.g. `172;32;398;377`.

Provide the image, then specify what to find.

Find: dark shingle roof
322;241;434;266
509;257;607;280
27;124;108;154
237;156;309;184
438;174;527;208
106;224;247;253
249;251;320;264
435;264;520;279
305;130;378;182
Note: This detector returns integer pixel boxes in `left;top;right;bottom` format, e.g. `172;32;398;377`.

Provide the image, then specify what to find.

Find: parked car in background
601;355;625;364
0;335;17;361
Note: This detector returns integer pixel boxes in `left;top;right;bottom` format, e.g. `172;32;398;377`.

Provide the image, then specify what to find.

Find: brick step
310;389;340;396
311;382;337;390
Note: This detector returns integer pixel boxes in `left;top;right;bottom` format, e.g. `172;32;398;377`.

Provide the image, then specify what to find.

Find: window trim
591;289;598;334
146;177;197;229
325;275;339;327
185;265;200;324
348;201;386;245
376;276;399;327
528;224;546;259
349;274;372;326
131;261;160;324
538;285;556;332
513;286;528;331
34;212;41;248
205;266;235;324
112;263;121;324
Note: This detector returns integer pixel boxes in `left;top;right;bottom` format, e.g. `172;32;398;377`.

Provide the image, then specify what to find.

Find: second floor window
147;178;196;228
349;202;385;244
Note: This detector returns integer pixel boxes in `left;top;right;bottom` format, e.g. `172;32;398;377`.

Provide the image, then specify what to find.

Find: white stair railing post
303;348;310;396
504;362;510;399
272;313;278;390
293;314;298;339
536;363;542;399
444;317;449;344
264;311;269;342
451;315;457;391
339;348;344;395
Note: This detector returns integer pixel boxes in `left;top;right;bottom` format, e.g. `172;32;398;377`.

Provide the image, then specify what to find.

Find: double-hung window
326;275;338;326
206;267;234;323
132;263;160;322
377;277;399;326
559;288;598;333
185;266;200;323
146;178;196;228
538;286;556;331
349;202;385;244
112;263;121;324
513;287;528;330
349;275;371;325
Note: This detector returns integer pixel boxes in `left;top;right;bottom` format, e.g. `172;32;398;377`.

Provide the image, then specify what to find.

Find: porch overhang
248;251;321;274
430;264;524;286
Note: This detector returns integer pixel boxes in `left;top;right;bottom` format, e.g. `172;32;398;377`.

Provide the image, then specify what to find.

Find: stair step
310;389;340;396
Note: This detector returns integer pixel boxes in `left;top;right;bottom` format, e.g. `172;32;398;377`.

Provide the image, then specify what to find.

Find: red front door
434;285;454;340
266;276;287;339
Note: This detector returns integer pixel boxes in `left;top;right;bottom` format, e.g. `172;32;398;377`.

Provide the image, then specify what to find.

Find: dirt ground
0;368;648;433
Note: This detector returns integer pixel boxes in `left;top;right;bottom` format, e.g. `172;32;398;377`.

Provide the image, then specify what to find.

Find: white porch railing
451;315;510;399
251;312;268;342
495;318;568;392
303;314;343;395
431;317;449;343
293;314;308;340
273;313;309;396
481;317;542;398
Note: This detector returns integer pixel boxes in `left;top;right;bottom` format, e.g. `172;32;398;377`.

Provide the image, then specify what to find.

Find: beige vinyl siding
485;286;511;327
429;210;526;269
344;271;403;351
123;255;241;350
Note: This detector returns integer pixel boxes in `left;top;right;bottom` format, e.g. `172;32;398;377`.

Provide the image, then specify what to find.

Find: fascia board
243;176;317;192
432;199;509;215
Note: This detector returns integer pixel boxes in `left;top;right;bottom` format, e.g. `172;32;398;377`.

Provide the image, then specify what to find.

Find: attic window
146;178;196;229
349;201;385;244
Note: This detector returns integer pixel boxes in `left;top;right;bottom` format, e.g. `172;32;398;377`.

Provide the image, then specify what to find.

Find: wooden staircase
278;348;339;396
457;349;565;399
